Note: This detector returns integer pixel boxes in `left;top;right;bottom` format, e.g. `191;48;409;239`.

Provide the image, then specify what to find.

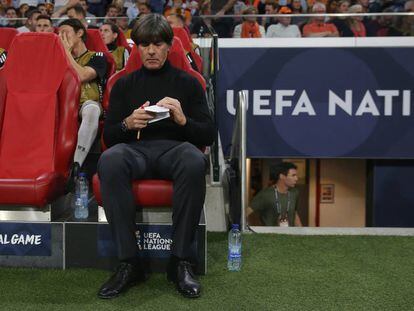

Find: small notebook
144;105;170;123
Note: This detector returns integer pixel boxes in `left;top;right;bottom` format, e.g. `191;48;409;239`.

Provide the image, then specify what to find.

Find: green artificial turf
0;233;413;311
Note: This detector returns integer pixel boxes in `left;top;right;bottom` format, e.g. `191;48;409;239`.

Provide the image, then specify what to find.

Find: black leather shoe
167;260;201;298
98;262;147;299
65;162;80;193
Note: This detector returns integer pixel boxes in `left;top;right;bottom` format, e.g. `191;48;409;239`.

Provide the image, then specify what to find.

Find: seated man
58;18;107;184
247;162;302;227
97;13;215;299
303;2;339;37
0;48;6;69
17;9;41;33
266;6;301;38
35;15;55;33
99;22;129;71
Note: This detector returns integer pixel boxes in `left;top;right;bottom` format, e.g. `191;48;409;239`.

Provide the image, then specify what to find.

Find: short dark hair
272;162;297;182
131;13;173;46
27;9;40;19
106;4;119;12
102;21;120;35
67;4;86;18
36;14;52;23
5;7;17;14
59;18;87;43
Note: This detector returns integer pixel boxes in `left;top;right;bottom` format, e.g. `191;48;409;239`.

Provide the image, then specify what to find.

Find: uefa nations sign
218;41;414;158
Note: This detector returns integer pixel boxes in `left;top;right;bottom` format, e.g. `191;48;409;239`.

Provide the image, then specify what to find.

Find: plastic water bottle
228;224;242;271
74;173;89;220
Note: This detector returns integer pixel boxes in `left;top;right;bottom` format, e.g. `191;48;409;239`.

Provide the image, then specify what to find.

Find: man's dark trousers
97;139;207;261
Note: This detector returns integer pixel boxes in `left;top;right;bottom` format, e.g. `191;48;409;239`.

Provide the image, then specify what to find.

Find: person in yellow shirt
100;22;130;71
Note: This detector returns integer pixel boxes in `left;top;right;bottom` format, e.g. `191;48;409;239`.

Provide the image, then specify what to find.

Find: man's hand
59;31;74;53
124;101;154;130
156;97;187;126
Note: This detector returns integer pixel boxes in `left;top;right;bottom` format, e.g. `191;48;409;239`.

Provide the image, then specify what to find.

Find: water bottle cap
79;172;87;178
231;224;239;230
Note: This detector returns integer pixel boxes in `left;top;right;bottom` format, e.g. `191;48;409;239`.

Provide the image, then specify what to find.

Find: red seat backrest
124;37;206;90
86;29;116;78
0;33;79;180
172;27;193;53
172;27;203;73
116;30;132;53
0;28;18;50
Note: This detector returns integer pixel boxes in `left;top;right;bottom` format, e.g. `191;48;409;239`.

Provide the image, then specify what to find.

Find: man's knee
97;144;130;179
178;144;207;178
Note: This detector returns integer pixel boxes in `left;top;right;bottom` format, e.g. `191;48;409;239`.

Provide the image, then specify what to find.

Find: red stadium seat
94;37;206;209
172;27;203;73
0;33;80;207
116;30;132;53
86;29;116;79
0;28;18;49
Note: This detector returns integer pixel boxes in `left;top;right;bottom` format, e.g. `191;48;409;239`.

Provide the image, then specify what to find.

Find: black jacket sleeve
183;76;216;146
103;77;136;147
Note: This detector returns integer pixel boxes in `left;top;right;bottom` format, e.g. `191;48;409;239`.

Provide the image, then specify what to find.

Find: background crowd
0;0;412;38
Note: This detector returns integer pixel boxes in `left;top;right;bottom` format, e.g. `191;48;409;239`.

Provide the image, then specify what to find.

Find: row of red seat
0;30;206;210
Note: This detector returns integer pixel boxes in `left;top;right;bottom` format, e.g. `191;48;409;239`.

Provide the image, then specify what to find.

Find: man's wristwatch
121;119;129;132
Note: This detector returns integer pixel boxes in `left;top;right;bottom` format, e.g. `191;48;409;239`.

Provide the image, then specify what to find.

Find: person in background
302;2;339;37
79;0;97;27
5;7;21;28
37;3;49;16
247;162;302;227
266;6;301;37
331;0;353;36
127;0;150;21
99;22;129;70
346;4;366;36
116;13;132;38
35;14;54;32
67;4;89;28
58;18;107;188
18;2;30;19
233;6;265;38
106;4;121;23
210;0;236;37
17;8;40;32
261;0;278;30
190;0;214;38
289;0;307;27
164;0;192;25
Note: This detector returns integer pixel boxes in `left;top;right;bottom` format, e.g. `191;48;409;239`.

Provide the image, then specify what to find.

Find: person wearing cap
303;2;339;37
266;6;301;37
96;13;215;299
233;6;265;38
